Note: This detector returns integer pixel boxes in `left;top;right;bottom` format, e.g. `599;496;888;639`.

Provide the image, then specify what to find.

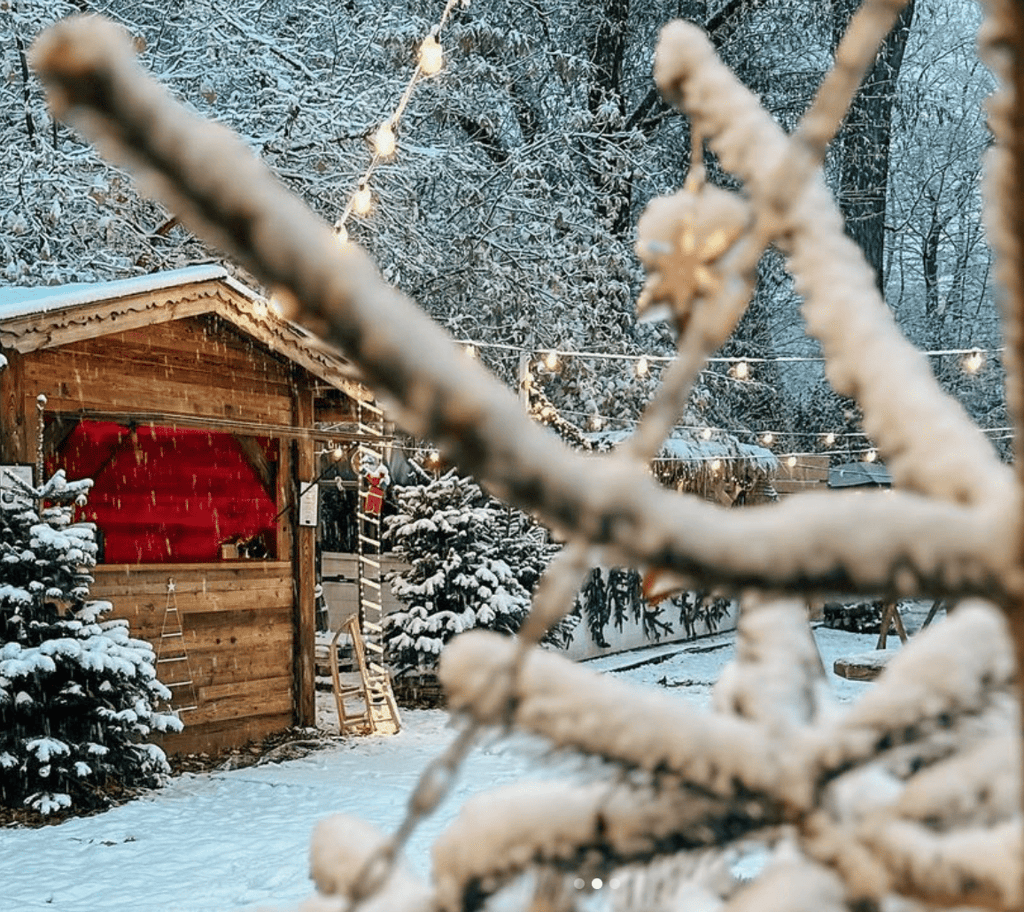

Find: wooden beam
0;349;29;465
292;371;317;728
232;434;273;496
34;407;378;444
42;415;79;460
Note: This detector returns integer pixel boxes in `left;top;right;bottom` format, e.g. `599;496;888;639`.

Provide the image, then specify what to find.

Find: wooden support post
0;350;31;465
293;376;316;727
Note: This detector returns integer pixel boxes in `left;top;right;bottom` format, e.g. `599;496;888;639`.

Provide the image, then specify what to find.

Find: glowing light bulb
425;450;440;468
335;224;349;245
711;459;723;473
331;446;344;462
786;455;797;468
635;356;650;377
543;351;560;371
589;415;604;431
962;349;984;374
732;360;750;380
864;449;878;463
761;432;774;446
418;35;443;75
701;428;712;441
372;122;396;158
464;343;478;359
352;185;373;216
823;432;836;447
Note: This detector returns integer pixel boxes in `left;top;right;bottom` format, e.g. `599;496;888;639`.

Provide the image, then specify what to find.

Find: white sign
298;480;319;527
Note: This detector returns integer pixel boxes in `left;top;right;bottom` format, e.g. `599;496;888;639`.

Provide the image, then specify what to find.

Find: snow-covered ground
0;622;902;912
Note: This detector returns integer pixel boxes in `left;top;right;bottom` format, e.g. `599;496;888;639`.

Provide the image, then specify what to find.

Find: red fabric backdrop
51;421;278;563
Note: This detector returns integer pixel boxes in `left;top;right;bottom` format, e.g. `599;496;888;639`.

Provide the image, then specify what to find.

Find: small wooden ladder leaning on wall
155;579;199;716
329;614;401;735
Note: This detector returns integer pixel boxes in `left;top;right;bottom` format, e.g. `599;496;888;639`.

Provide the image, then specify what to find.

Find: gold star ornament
635;183;749;335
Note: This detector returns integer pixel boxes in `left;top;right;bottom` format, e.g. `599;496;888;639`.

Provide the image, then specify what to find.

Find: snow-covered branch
27;16;1021;605
652;19;1015;512
440;630;798;804
432;781;752;912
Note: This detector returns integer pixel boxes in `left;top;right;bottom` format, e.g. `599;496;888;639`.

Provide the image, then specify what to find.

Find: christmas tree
384;471;541;669
0;468;181;816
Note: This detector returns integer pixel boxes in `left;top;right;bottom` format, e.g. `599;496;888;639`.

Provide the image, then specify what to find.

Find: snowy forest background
1;0;1007;461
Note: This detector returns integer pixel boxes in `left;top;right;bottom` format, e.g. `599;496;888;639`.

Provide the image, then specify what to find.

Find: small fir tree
384;472;538;670
0;469;181;816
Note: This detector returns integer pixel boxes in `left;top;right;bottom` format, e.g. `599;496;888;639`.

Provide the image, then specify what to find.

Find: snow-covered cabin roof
829;461;892;488
0;265;367;400
586;427;777;494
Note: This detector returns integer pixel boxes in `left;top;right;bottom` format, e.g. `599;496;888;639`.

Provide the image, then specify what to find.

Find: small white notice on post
298;481;319;527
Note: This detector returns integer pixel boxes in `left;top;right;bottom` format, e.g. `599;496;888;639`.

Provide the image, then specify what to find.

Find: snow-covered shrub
384;472;551;669
0;469;181;815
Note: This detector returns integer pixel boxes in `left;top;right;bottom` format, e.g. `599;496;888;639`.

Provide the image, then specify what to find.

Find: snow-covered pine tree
0;468;181;816
383;471;535;670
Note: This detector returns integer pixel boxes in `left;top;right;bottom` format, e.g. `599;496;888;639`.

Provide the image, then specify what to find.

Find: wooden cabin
0;265;371;755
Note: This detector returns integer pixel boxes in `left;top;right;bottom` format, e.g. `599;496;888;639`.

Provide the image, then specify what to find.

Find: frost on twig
431;780;748;912
440;630;794;802
713;597;833;731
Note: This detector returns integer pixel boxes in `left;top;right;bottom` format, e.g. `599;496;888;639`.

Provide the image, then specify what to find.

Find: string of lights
332;0;464;242
457;337;1004;376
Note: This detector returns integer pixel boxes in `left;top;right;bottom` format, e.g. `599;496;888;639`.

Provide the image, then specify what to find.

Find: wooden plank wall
23;315;295;425
92;562;294;756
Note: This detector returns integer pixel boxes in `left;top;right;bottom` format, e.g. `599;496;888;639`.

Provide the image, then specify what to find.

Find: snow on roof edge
0;264;228;320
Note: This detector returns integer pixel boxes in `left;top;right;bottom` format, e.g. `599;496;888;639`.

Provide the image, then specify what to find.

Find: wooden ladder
155;579;199;716
329;614;400;735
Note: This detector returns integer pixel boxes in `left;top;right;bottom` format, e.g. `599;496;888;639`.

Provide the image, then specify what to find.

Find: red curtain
51;421;278;564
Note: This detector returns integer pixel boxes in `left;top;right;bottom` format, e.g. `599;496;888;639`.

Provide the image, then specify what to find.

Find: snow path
0;624;892;912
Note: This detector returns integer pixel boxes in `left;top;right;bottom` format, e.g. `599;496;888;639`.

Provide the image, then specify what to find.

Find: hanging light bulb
761;432;774;446
543;350;560;371
710;459;723;473
334;223;349;245
864;448;878;463
331;445;345;462
701;427;712;440
635;356;650;377
464;343;478;359
786;455;798;468
372;121;397;158
352;184;373;216
962;348;985;374
823;431;836;447
589;414;604;431
425;450;440;468
418;34;444;75
731;360;751;381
